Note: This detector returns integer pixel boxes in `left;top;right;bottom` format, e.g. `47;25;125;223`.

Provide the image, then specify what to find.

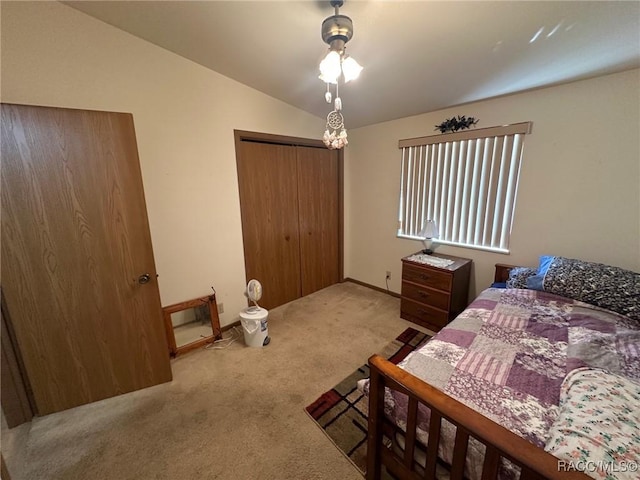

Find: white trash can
239;307;270;347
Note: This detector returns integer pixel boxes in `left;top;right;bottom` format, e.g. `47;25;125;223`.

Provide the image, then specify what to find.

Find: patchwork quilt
545;368;640;480
360;288;640;479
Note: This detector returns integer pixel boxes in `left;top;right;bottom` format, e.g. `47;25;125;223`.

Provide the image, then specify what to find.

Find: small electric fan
246;279;263;313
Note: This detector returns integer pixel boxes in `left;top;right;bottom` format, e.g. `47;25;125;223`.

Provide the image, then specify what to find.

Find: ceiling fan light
318;1;360;150
319;72;338;84
342;56;362;82
319;50;342;84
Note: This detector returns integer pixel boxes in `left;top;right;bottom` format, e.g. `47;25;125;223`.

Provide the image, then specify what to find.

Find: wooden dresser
400;252;472;332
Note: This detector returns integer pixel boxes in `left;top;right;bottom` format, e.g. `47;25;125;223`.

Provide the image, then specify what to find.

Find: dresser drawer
401;281;450;311
402;263;451;291
400;298;449;330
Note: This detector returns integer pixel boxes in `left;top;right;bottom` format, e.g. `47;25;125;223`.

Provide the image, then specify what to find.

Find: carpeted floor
1;282;432;480
305;328;431;473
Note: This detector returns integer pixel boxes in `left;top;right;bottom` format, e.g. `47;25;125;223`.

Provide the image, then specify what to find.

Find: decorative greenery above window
434;115;479;134
397;122;533;253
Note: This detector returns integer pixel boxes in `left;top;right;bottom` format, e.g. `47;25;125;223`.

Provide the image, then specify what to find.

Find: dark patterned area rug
305;327;431;474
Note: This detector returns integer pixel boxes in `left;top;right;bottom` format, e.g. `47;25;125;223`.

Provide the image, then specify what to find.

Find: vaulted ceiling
66;1;640;128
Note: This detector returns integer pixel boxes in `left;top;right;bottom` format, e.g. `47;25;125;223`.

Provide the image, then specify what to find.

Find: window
397;122;532;253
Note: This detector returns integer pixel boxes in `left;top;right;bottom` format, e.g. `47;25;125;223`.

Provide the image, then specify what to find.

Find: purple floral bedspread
362;287;640;479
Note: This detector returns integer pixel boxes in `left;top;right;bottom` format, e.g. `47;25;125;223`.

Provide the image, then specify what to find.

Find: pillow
525;255;556;291
545;368;640;480
505;267;537;289
537;255;555;275
541;256;640;321
525;274;544;291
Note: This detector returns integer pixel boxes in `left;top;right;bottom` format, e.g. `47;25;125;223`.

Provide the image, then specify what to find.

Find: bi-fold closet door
236;135;341;310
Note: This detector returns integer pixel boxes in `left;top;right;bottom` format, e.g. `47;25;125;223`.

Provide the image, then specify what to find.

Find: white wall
3;3;638;319
1;1;325;326
345;69;640;298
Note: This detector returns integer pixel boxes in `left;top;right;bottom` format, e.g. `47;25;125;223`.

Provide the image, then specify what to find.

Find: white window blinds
397;122;532;253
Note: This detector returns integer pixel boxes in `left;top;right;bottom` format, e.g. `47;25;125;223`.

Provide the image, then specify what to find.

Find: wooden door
296;146;340;296
236;141;301;310
1;290;34;428
1;104;172;415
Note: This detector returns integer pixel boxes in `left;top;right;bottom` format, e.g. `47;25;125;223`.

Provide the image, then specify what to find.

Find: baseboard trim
221;320;241;332
222;281;401;329
344;278;401;298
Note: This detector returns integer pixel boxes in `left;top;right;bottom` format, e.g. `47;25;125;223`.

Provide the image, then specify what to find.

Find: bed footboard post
366;355;384;480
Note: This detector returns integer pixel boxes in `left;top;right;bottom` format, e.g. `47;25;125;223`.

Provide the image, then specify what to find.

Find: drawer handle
418;291;429;299
419;274;430;281
417;309;431;316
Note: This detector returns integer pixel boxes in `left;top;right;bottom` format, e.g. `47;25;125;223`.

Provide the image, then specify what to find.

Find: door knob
138;273;151;285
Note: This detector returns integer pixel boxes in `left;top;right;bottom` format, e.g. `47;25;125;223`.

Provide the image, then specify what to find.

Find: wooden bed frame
493;263;517;284
365;264;591;480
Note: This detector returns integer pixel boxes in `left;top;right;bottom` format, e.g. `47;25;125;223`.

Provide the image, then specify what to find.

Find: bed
363;256;640;480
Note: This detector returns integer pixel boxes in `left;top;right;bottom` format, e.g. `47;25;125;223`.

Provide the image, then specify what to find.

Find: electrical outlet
386;271;391;280
217;303;224;314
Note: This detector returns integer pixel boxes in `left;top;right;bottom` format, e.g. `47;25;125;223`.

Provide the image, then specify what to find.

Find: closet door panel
237;141;301;309
297;146;340;296
1;104;172;415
